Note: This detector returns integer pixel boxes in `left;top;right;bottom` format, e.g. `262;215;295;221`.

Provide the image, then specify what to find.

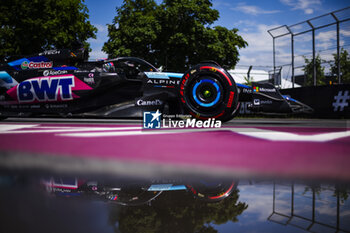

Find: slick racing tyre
186;180;237;202
179;64;238;122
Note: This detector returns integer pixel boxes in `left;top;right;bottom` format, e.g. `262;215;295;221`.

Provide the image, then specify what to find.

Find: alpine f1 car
41;176;237;205
0;49;312;121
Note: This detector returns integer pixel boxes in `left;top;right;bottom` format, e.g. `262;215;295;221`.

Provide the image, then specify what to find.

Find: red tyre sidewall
179;65;238;121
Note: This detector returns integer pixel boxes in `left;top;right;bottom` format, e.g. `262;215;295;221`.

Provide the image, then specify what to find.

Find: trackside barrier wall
280;84;350;118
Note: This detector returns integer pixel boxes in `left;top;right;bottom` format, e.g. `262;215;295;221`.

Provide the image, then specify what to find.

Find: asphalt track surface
0;117;349;181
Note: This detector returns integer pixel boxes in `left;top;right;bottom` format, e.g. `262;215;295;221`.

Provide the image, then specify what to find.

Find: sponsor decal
199;66;232;86
143;110;162;129
253;86;276;93
83;73;95;84
45;104;68;109
146;79;180;85
261;100;273;104
253;99;272;105
137;99;163;106
74;70;89;73
143;110;221;129
17;77;74;102
6;75;92;103
333;90;349;112
180;73;190;92
179;74;189;102
39;50;61;56
21;61;53;70
163;118;221;128
84;77;95;85
43;70;67;76
242;88;252;94
227;91;234;108
239;102;252;114
260;87;276;92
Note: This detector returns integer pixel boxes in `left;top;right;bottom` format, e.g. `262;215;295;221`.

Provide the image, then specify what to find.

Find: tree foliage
103;0;247;72
303;55;326;86
103;0;160;61
108;189;248;233
0;0;97;61
330;48;350;84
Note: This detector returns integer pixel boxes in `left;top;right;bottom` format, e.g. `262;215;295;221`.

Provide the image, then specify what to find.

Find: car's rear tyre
179;64;238;122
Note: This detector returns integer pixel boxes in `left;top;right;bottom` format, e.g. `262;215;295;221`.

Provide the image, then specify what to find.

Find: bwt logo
143;110;162;129
17;76;74;103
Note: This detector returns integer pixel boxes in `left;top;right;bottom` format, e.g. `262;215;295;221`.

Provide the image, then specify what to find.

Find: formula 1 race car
0;49;312;121
41;176;237;205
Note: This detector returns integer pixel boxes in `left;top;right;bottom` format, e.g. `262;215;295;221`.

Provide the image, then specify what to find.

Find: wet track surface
0;117;350;233
0;176;349;233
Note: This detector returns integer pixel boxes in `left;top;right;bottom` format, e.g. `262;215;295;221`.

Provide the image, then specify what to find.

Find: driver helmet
103;62;115;72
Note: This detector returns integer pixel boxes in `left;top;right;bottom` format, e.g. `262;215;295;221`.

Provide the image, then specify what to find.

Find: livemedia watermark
143;110;221;129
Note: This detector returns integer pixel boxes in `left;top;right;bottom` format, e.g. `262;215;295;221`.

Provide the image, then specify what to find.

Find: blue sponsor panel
282;95;298;103
145;72;183;79
148;184;187;191
27;56;50;62
53;66;78;71
236;83;252;89
0;71;14;83
0;71;18;90
8;56;51;70
7;58;29;67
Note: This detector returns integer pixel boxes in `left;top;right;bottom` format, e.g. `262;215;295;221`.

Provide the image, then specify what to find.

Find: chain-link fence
268;7;350;88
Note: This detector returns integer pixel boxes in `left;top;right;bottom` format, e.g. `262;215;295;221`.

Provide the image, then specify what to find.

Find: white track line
0;124;141;134
1;123;350;142
59;127;350;142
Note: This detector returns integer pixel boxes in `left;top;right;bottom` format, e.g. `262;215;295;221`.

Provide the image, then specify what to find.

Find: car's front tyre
179;64;239;122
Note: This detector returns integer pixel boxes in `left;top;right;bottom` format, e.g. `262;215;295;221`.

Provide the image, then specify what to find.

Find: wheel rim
192;79;221;108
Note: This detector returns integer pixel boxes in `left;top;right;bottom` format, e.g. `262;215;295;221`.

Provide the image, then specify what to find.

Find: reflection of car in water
0;48;312;122
41;177;237;205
